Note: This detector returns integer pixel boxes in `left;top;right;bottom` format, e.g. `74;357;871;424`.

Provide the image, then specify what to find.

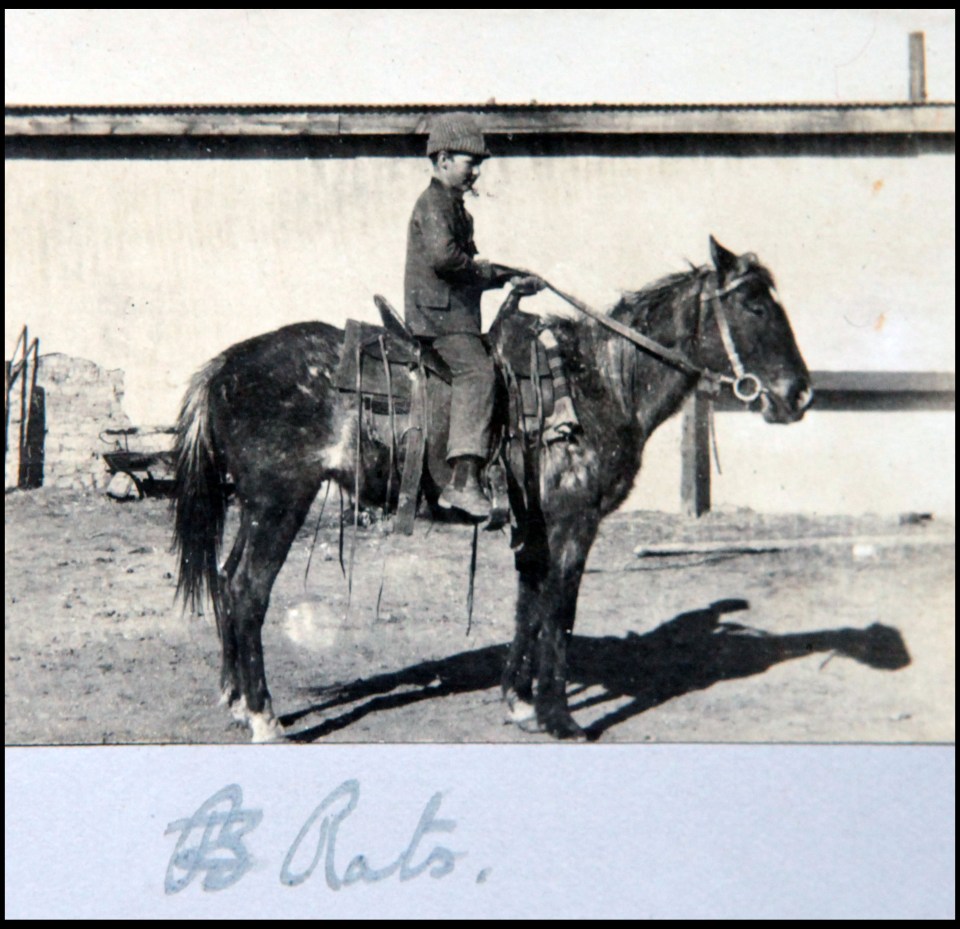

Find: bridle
544;271;768;405
697;273;765;403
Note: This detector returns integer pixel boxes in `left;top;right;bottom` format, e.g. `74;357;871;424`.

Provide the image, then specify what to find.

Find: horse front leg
534;515;597;740
502;569;542;727
533;575;584;739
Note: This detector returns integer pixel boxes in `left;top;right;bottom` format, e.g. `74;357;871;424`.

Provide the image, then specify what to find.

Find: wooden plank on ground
634;533;954;557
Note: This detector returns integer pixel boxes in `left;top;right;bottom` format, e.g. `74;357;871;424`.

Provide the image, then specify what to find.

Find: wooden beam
809;370;955;392
817;369;954;411
681;391;711;517
5;103;955;138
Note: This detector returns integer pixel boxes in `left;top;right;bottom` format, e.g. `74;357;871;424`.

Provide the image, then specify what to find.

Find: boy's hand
510;275;546;296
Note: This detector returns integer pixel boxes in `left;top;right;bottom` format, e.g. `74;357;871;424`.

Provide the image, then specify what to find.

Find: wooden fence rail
681;370;956;516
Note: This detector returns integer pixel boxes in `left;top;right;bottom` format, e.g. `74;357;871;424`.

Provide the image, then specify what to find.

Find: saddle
333;294;572;535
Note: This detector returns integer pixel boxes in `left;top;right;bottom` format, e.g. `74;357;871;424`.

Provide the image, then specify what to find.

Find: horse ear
709;235;739;279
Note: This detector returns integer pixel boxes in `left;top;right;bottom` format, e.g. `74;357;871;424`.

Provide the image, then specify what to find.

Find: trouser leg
432;333;496;461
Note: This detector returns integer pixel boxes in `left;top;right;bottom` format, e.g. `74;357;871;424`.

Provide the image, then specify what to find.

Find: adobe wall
5;353;131;491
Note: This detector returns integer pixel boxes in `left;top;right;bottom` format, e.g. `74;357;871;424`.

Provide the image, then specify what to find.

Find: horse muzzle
761;377;814;424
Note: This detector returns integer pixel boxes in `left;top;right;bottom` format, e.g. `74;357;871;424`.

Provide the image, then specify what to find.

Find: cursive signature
165;779;470;893
164;784;262;893
281;779;462;888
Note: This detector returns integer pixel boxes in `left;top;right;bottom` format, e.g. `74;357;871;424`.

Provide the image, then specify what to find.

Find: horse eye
743;302;766;318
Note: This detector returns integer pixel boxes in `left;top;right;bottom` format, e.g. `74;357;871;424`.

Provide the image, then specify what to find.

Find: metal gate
5;325;45;489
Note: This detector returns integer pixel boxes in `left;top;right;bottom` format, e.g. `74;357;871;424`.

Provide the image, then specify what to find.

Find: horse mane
612;254;776;327
611;268;705;328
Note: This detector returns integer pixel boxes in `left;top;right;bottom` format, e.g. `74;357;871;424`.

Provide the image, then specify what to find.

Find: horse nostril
796;384;815;412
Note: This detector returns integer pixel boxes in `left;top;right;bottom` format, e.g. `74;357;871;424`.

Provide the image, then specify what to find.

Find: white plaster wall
4;152;955;514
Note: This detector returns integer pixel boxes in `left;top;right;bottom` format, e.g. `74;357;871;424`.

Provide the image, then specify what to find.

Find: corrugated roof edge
4;101;957;116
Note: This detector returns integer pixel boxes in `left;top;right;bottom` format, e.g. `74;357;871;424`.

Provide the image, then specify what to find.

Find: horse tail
172;354;230;614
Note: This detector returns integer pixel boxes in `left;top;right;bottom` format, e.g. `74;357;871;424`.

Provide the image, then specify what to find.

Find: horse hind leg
215;518;248;713
226;496;315;742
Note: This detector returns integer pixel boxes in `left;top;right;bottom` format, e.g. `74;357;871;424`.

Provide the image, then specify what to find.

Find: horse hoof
227;694;249;722
249;712;285;743
517;716;545;734
503;692;537;726
542;714;587;742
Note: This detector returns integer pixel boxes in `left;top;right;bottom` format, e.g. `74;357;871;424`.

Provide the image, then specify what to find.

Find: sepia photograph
5;11;955;751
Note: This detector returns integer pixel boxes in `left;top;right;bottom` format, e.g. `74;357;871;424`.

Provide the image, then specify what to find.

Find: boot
438;456;490;520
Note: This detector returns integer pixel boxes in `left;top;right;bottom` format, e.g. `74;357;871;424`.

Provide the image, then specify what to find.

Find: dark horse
172;238;813;742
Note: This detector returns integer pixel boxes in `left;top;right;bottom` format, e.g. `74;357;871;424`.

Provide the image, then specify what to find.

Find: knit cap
426;114;490;157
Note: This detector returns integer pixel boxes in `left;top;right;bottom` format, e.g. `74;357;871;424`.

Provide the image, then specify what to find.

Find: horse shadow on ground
281;599;910;742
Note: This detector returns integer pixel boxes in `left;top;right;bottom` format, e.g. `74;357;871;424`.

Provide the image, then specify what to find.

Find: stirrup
541;395;581;444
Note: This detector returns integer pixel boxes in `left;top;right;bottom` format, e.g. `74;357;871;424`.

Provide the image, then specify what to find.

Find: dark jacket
404;178;508;337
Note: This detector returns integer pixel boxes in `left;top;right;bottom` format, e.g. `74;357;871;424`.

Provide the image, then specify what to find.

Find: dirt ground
4;487;955;745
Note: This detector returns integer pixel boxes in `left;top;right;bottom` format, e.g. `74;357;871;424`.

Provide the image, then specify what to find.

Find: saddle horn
374;294;415;342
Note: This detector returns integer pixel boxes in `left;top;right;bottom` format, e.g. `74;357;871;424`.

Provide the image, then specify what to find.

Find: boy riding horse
404;113;544;519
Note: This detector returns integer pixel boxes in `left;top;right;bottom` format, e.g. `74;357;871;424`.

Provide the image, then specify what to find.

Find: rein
543;274;765;404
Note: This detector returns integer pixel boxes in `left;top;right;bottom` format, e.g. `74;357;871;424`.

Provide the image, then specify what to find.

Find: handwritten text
164;780;471;894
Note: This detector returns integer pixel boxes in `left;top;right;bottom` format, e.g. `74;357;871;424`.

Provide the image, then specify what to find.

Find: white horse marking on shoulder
318;413;356;473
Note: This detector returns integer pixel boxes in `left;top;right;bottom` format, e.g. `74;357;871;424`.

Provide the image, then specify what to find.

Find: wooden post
17;327;29;485
909;32;927;103
681;391;711;517
21;384;45;489
4;358;11;461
